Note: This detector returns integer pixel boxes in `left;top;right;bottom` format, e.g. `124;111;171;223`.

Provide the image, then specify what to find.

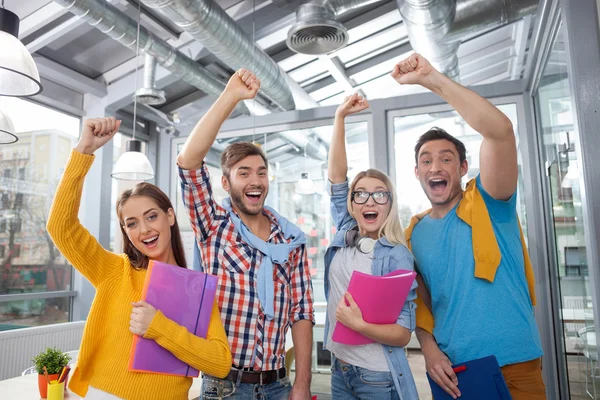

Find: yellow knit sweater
47;150;232;400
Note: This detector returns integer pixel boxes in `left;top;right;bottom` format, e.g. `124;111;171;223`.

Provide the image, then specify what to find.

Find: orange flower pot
38;373;68;398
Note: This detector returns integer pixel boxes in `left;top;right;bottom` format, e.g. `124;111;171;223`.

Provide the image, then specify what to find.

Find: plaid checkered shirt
179;164;315;371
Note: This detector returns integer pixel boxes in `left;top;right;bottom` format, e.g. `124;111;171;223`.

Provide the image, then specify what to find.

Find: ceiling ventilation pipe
140;0;318;111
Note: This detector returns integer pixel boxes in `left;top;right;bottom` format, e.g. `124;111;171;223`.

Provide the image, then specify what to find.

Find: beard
229;186;266;216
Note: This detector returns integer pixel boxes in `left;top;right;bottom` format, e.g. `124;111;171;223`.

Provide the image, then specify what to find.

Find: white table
0;373;202;399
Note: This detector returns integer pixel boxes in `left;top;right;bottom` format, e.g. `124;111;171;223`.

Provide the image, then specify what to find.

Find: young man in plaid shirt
177;69;315;400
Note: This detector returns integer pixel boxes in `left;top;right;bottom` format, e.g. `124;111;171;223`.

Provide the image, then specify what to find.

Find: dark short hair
221;142;268;178
414;127;467;165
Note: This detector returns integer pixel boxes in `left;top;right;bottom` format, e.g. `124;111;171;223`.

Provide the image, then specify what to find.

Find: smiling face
415;139;468;207
350;176;392;239
120;195;176;264
222;154;270;216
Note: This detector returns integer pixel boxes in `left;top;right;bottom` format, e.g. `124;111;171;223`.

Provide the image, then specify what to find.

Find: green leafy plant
32;347;71;374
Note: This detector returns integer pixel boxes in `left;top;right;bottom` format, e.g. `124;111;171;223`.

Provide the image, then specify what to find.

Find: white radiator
0;321;84;380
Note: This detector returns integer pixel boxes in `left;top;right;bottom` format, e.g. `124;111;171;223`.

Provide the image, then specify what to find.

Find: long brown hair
347;169;408;247
116;183;187;270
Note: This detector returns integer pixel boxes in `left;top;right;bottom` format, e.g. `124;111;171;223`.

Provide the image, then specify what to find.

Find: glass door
389;102;527;230
534;21;598;399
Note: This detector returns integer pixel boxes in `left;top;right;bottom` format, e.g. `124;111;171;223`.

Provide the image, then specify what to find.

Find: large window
172;121;368;376
0;97;80;331
534;21;596;399
173;122;369;310
391;103;526;230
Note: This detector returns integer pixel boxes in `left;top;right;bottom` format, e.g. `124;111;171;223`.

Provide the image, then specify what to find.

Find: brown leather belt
221;367;286;385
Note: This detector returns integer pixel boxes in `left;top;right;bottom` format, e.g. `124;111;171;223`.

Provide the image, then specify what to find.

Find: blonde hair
347;169;408;247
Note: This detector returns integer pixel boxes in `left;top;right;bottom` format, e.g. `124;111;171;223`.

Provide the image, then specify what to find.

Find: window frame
0;97;80;330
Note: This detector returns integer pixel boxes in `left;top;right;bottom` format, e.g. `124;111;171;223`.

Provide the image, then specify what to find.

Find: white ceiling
6;0;539;135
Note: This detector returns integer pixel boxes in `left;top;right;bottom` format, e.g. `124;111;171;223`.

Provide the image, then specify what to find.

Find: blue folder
426;355;512;400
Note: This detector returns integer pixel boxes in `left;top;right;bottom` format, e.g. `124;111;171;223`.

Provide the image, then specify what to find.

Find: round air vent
133;87;166;106
287;21;348;55
286;4;348;55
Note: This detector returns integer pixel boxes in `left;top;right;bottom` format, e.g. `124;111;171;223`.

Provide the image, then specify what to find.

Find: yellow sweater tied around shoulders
404;179;537;335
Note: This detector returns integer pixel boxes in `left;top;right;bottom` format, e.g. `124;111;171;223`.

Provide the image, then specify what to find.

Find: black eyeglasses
351;191;392;205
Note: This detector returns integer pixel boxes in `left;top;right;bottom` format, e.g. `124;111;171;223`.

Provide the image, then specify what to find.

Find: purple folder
128;260;218;377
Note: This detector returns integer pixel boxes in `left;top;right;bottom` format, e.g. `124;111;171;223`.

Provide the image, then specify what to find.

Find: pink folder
332;269;416;345
128;260;218;377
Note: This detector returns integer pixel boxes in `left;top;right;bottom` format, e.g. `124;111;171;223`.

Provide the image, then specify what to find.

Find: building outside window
0;97;80;331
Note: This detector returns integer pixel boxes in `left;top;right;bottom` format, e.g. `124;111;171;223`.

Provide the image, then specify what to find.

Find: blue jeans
331;357;400;400
201;374;292;399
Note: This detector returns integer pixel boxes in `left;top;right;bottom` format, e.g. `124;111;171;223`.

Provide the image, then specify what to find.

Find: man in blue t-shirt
392;54;545;399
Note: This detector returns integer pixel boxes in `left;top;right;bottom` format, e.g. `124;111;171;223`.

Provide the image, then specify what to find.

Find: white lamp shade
0;31;43;97
0;109;18;144
111;140;155;181
295;173;315;195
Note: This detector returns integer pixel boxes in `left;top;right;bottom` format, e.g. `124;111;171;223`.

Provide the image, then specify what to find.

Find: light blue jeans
200;374;292;400
331;357;400;400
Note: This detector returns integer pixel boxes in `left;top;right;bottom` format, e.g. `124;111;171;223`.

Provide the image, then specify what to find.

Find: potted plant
32;347;72;398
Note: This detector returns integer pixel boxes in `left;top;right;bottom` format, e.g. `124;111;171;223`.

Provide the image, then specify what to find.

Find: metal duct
134;53;166;105
278;130;327;161
140;0;318;111
447;0;539;43
54;0;325;159
53;0;248;113
323;0;383;16
397;0;459;79
396;0;538;80
248;100;328;161
287;0;381;55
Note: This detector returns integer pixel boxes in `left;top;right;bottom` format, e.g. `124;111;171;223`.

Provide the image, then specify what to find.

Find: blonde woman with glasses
323;93;419;400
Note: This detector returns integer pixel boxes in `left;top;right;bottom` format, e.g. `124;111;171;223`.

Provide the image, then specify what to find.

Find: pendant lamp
111;1;154;181
0;3;43;97
0;108;17;144
111;138;154;180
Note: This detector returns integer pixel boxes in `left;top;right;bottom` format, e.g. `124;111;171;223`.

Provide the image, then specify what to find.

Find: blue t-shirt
411;176;543;367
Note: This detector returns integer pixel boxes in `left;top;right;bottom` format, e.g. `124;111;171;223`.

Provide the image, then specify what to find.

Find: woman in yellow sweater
47;117;231;400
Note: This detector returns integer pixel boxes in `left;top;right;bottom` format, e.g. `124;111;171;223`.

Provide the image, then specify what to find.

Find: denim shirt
323;180;419;400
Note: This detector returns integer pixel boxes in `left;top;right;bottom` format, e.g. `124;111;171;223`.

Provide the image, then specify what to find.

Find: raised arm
329;93;369;184
47;118;123;287
177;69;260;170
392;54;517;200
